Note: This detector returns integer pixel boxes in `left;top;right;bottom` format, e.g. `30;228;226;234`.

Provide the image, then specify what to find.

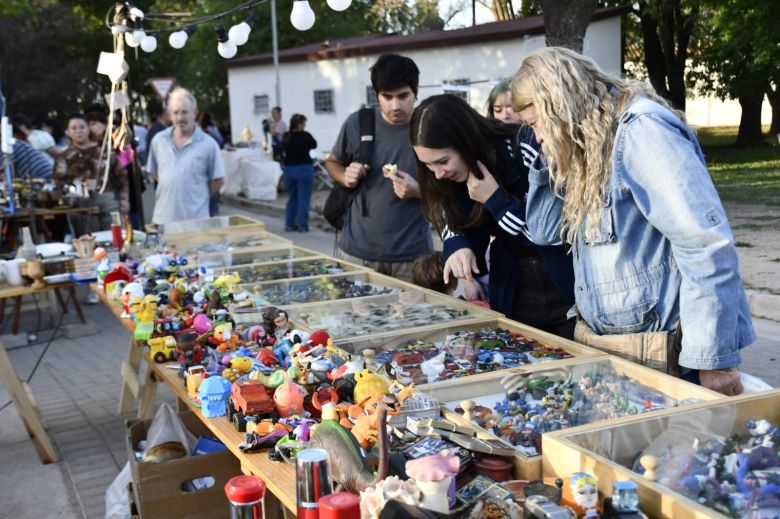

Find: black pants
510;252;574;340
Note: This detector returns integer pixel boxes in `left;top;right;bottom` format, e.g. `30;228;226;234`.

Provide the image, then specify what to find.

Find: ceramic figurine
273;375;306;418
561;473;600;518
405;452;460;514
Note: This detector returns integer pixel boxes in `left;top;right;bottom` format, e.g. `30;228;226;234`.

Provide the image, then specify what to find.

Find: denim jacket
525;97;755;370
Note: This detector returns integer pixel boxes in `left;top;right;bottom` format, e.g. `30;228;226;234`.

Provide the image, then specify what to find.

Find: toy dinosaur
307;395;395;494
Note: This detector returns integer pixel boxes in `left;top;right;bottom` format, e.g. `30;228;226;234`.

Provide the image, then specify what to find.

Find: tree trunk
768;84;780;136
637;4;670;100
539;0;598;52
736;96;765;147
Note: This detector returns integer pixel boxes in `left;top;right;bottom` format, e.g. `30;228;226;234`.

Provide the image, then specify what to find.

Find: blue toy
197;376;232;418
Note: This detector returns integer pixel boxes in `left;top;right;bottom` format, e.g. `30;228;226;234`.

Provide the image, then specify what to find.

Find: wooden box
174;231;291;256
250;271;413;306
419;356;722;481
282;290;498;341
161;215;266;243
126;411;240;519
191;245;320;269
542;389;779;519
228;257;370;286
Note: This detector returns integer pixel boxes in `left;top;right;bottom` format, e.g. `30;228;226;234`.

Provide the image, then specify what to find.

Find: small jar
318;492;360;519
225;475;266;519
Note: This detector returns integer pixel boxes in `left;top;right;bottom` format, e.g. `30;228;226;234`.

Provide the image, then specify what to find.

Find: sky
438;0;495;30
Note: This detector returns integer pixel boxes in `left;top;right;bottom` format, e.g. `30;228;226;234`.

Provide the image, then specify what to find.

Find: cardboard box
126;411;240;519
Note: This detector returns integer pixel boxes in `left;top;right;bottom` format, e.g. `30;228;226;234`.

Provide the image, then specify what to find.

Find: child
413;251;490;308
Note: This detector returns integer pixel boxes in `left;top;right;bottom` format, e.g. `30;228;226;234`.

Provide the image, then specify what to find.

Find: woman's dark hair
410;94;514;234
370;54;420;95
284;114;307;143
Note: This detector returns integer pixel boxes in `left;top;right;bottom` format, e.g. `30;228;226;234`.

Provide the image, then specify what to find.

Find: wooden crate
226;257;370;287
542;388;779;519
191;245;320;269
248;271;414;306
281;290;497;341
173;231;291;256
418;355;722;481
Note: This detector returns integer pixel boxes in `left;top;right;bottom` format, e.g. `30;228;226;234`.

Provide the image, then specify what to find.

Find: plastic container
111;212;123;249
17;226;37;261
225;475;266;519
318;492;360;519
472;455;514;482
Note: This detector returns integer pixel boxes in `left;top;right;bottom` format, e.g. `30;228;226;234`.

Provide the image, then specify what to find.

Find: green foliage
699;127;780;205
365;0;444;34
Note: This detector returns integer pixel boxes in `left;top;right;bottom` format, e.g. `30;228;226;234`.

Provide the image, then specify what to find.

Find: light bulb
140;35;157;53
217;40;237;59
129;6;144;20
326;0;352;11
228;22;250;46
125;31;140;48
133;29;146;44
169;30;188;49
290;0;315;31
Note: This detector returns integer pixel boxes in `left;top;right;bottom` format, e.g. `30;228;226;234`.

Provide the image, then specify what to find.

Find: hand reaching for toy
444;248;479;284
466;161;499;204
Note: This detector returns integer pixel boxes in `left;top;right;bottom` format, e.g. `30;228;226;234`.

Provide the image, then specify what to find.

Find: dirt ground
724;201;780;295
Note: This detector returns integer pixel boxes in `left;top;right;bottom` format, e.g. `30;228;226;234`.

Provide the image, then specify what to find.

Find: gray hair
168;87;198;111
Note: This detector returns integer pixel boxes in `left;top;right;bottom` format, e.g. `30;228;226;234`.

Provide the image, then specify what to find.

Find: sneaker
284;226;298;232
85;292;100;305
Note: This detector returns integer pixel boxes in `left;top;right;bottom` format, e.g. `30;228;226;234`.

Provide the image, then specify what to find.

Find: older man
146;87;225;224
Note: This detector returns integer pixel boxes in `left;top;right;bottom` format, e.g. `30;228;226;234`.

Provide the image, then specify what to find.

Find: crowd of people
2;47;754;395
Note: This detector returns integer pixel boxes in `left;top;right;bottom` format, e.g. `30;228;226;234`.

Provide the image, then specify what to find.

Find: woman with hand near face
410;94;575;337
511;47;754;395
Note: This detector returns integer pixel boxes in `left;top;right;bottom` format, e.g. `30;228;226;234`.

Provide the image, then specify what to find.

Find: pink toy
273;375;306;418
405;452;460;482
193;313;212;335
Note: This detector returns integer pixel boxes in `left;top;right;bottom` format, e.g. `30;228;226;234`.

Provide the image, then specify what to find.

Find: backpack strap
355;107;375;217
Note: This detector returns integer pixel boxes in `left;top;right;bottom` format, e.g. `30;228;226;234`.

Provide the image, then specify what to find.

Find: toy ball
193;313;212;334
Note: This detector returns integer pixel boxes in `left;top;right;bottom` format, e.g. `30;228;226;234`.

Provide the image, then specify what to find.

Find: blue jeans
283;163;315;230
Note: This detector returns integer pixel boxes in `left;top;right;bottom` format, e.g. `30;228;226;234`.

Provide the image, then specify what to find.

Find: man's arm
209;178;224;195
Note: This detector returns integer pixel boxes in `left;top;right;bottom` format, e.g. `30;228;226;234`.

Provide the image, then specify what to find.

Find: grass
697;126;780;205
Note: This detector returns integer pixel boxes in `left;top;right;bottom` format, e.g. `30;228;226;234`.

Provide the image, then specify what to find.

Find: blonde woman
511;47;754;395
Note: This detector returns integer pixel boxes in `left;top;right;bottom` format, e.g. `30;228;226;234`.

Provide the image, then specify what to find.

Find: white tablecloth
221;148;282;201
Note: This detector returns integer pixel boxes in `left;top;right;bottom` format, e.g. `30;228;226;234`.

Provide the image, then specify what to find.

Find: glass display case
333;318;601;386
174;233;292;255
542;389;780;519
160;215;265;237
230;258;368;285
280;291;497;340
249;272;407;306
191;246;320;269
419;356;721;480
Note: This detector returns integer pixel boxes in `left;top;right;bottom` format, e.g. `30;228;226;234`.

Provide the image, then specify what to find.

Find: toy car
148;336;177;363
226;380;274;431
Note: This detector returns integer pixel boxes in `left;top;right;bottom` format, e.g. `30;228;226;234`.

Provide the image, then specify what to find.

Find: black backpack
322;108;375;230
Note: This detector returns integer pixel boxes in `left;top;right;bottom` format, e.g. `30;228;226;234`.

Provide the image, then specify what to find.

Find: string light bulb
290;0;315;31
169;26;195;49
228;13;258;47
326;0;352;11
124;19;141;47
140;34;157;53
215;24;237;59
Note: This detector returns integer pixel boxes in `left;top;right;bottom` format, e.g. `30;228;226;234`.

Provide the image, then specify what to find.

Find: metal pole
271;0;281;107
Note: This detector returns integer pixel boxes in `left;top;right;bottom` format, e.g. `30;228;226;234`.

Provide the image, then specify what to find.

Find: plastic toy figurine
120;282;145;319
197;375;232;418
94;247;110;283
186;365;208;401
273;338;294;368
211;323;238;352
405;452;460;514
222;356;253;382
148;336;177;363
353;369;391;406
273;375;306;418
561;473;600;518
176;332;205;375
610;480;639;514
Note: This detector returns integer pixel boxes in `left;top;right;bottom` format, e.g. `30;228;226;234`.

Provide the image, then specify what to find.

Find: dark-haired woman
282;114;317;232
410;94;574;337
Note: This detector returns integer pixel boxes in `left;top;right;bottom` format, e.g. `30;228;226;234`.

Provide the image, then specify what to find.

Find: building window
253;95;269;115
443;78;469;102
365;86;378;108
314;89;334;114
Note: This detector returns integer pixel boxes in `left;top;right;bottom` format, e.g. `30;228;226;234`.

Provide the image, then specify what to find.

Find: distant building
226;7;624;156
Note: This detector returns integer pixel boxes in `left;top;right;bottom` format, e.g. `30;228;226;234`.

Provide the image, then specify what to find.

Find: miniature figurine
273;375;306;418
561;473;600;518
120;282;145;318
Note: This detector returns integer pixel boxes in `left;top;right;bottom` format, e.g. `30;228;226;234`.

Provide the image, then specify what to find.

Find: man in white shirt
146;87;225;224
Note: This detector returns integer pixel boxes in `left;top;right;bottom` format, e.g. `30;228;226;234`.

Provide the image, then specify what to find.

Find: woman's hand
444;248;480;284
466;161;499;203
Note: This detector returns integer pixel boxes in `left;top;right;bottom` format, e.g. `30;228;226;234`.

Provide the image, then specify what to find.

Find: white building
226;7;624;155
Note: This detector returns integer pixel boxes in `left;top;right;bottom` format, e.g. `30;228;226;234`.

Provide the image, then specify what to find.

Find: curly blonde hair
510;47;684;243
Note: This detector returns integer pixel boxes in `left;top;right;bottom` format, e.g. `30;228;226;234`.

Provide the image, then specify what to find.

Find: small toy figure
273;375;306;418
561;473;600;518
120;282;145;318
197;375;232;418
95;247;110;283
610;480;639;514
353;369;391;405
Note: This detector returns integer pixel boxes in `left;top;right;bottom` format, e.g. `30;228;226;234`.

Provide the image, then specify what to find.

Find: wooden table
92;285;298;516
0;281;86;335
1;205;100;251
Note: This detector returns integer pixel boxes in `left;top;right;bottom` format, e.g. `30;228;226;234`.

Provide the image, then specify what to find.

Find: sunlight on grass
697;127;780;204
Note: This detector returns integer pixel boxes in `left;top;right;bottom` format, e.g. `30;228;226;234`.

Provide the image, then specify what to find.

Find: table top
1;206;101;218
92;283;298;511
0;281;74;299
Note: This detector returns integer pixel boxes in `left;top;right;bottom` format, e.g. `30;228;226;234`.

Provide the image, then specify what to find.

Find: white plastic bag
740;372;773;394
144;402;198;455
104;462;131;519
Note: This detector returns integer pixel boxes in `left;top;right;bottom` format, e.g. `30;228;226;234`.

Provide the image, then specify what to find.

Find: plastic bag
740;371;773;394
104;462;131;519
144;402;198;455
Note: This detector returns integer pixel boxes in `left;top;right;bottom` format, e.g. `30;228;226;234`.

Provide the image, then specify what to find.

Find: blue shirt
526;97;755;370
147;127;225;224
12;140;53;179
